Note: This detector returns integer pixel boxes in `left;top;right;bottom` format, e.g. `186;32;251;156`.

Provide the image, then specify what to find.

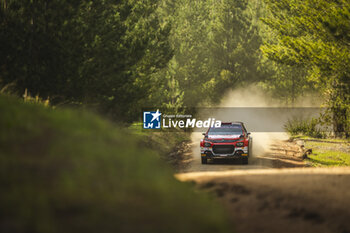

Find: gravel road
176;133;350;233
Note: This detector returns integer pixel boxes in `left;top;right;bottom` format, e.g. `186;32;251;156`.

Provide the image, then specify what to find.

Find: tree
0;0;83;101
205;0;264;102
150;0;266;109
0;0;172;122
77;0;172;121
261;0;350;137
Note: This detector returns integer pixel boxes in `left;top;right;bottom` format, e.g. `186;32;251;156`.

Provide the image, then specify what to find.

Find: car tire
242;157;248;165
201;157;208;164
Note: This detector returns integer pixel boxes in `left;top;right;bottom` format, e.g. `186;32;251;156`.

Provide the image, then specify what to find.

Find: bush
0;95;229;233
284;117;325;138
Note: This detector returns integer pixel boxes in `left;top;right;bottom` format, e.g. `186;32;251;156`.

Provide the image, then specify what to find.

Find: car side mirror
247;132;251;136
202;133;206;136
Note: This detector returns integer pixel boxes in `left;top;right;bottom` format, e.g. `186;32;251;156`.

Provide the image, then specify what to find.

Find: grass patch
0;95;229;233
300;138;350;167
308;151;350;166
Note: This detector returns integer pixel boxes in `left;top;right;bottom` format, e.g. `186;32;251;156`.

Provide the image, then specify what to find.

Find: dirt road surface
175;133;350;233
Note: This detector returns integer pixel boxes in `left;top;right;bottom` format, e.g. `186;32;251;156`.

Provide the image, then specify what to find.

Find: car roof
221;122;243;125
212;122;243;128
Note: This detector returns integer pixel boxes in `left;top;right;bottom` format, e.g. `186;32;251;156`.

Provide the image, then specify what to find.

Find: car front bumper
200;146;248;158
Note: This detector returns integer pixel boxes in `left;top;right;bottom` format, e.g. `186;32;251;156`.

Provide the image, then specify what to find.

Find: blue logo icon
143;110;161;129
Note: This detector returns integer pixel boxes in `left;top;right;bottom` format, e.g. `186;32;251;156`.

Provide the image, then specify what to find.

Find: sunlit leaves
262;0;350;136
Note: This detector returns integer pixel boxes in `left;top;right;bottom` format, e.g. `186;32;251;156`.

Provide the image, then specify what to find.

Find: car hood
208;134;241;140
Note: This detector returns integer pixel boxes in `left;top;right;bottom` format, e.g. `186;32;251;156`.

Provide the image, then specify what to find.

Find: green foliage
284;117;325;138
4;0;346;130
0;95;230;233
0;0;82;99
261;0;350;137
0;0;172;122
144;0;267;110
259;62;316;104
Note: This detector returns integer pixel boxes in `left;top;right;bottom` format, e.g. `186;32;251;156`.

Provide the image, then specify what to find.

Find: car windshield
208;125;243;135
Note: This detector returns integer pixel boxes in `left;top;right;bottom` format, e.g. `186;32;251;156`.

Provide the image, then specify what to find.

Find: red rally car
200;122;252;164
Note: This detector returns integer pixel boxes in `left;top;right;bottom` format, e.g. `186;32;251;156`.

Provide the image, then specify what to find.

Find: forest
1;1;350;233
1;0;349;137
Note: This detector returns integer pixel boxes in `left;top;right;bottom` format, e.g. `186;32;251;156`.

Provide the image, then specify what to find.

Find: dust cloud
218;85;287;157
194;85;321;158
219;85;322;108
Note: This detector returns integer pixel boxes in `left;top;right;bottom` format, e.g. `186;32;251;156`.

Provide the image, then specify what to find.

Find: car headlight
236;142;244;147
204;142;211;147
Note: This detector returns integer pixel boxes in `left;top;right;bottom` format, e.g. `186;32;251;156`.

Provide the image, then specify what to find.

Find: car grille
212;145;235;154
209;139;240;143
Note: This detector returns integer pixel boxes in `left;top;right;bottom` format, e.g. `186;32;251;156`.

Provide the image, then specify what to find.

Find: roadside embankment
0;95;230;233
